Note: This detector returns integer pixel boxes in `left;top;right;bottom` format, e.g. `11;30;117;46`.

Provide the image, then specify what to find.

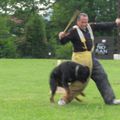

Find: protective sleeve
90;22;117;31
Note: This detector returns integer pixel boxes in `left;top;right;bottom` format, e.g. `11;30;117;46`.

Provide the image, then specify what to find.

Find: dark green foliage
0;15;17;58
24;13;47;58
50;0;116;35
55;43;73;59
0;37;17;58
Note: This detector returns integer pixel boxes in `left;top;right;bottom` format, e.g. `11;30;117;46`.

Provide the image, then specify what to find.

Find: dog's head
76;65;90;83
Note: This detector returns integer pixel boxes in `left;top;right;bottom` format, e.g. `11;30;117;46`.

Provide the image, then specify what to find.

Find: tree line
0;0;117;58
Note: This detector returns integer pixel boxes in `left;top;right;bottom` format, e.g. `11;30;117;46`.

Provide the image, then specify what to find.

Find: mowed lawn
0;59;120;120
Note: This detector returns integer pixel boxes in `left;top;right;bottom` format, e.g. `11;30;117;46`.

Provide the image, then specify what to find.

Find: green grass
0;59;120;120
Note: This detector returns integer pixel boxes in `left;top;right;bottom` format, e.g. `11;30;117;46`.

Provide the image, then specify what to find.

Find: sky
0;0;55;17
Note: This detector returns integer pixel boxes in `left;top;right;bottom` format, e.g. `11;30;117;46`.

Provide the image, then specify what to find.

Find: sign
95;42;108;55
94;37;114;59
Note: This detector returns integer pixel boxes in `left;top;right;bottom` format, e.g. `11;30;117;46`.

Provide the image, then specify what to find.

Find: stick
63;10;80;32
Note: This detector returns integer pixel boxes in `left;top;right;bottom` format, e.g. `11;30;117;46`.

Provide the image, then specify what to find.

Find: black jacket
60;22;116;52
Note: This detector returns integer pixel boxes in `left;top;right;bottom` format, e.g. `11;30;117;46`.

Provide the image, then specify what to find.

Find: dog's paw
50;97;55;103
58;99;66;106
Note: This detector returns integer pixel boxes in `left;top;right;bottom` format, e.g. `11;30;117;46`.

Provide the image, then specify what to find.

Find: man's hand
59;32;70;39
59;32;66;39
115;18;120;26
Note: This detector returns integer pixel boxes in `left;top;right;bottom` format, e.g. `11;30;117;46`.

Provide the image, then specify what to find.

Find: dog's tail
49;74;57;103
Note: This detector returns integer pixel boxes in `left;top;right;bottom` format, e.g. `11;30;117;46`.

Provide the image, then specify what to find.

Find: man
58;13;120;105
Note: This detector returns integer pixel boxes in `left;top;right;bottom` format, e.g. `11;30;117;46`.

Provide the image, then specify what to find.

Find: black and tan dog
49;61;90;104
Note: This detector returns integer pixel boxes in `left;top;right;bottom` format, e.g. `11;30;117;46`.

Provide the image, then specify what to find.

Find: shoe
112;99;120;105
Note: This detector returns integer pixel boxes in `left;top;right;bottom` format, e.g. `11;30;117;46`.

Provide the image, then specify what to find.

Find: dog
49;61;90;104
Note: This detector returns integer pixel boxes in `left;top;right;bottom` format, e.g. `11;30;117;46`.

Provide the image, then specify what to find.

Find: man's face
77;16;89;29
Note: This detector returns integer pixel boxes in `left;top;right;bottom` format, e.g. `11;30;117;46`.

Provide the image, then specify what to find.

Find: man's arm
90;22;116;31
90;18;120;31
58;29;75;45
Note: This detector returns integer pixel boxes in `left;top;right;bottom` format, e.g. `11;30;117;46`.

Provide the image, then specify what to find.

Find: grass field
0;59;120;120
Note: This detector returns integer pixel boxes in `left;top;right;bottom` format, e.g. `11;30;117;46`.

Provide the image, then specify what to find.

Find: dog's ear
78;65;90;81
85;66;90;76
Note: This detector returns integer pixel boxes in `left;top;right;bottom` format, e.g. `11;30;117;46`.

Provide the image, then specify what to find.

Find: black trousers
91;57;115;104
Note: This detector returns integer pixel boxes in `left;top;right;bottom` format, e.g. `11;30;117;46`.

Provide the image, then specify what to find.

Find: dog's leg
62;75;72;101
49;78;57;103
50;93;56;103
64;87;71;97
58;74;74;105
62;87;73;103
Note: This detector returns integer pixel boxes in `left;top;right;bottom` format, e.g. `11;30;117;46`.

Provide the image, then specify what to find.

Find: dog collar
75;65;79;78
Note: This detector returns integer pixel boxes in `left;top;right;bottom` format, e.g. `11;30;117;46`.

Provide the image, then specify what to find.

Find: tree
0;15;17;58
116;0;120;53
24;13;47;58
50;0;116;31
